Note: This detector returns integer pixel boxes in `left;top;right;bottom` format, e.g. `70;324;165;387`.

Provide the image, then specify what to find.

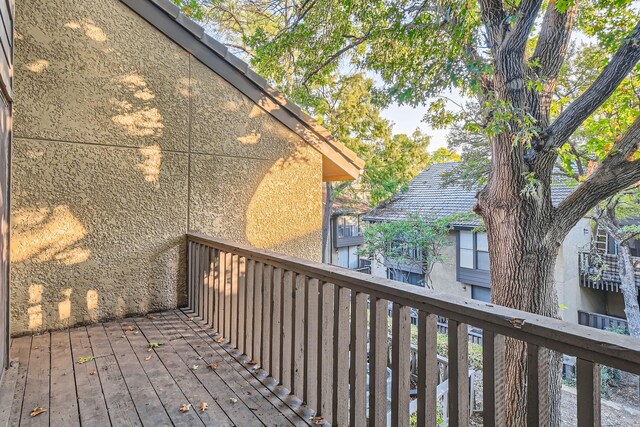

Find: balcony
578;310;628;333
578;252;640;292
334;223;364;248
2;234;639;426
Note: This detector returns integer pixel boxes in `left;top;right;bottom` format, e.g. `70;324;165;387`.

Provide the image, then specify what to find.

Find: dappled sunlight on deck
0;310;310;426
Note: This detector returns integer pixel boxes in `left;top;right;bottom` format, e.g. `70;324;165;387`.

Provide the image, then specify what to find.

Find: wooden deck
0;310;311;426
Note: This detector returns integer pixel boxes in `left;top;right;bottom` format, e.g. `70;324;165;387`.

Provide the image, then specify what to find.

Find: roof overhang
121;0;364;182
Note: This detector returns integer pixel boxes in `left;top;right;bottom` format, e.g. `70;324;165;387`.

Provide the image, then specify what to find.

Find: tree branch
543;22;640;148
478;0;506;50
301;32;371;86
552;115;640;237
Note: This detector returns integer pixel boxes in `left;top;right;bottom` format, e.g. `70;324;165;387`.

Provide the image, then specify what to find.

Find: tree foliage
360;214;458;286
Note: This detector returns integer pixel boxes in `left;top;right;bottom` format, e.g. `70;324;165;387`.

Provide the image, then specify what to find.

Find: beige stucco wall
429;233;471;298
11;0;323;334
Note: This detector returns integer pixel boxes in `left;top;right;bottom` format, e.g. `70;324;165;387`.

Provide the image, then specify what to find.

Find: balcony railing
578;251;640;292
186;232;640;426
578;310;628;333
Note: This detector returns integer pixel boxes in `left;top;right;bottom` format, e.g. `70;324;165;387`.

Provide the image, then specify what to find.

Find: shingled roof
364;162;575;227
120;0;364;181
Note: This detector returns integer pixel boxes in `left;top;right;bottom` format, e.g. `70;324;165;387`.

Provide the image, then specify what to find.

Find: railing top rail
188;232;640;374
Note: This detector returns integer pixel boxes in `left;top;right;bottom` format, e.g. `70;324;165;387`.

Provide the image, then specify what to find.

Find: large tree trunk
477;141;564;426
617;244;640;337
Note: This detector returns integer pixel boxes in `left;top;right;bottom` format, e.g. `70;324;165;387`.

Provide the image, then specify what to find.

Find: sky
381;103;451;151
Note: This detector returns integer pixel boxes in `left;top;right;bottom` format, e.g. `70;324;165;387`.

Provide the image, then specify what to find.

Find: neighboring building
327;196;370;271
10;0;363;335
578;227;640;331
365;162;625;326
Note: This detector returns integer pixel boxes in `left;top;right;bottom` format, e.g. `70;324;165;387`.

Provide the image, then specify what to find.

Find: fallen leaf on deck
214;337;224;343
77;356;95;364
179;403;191;413
148;342;163;349
311;416;325;425
230;398;238;404
89;370;96;376
124;325;136;332
199;402;208;412
30;407;47;417
145;355;152;361
197;356;203;360
191;364;199;370
208;363;219;370
247;360;259;366
148;316;157;320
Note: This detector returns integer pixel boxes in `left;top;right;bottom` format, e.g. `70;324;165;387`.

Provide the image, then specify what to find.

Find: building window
337;216;361;238
471;285;491;302
337;246;360;269
387;270;424;287
458;230;490;271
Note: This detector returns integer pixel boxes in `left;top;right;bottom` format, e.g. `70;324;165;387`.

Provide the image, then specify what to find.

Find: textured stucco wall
11;0;322;334
429;233;471;298
554;219;601;323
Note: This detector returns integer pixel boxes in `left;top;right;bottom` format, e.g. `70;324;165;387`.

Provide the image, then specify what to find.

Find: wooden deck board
8;336;31;426
69;327;111;426
156;311;266;426
20;333;50;427
173;310;312;426
49;330;80;427
3;310;297;426
86;324;141;426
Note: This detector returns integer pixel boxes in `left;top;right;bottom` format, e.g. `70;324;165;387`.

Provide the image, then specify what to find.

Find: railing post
369;297;389;426
417;311;438;427
391;303;410;427
482;330;505;426
332;286;350;426
349;291;367;426
448;319;469;427
576;358;601;426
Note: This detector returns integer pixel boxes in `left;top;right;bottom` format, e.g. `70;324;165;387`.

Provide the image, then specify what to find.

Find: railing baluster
417;311;437;427
224;252;232;340
237;256;246;354
527;343;550;426
211;249;220;332
253;262;263;364
218;251;228;338
318;282;335;422
281;270;294;390
262;264;273;372
199;244;207;321
482;330;505;426
207;247;215;328
187;240;193;312
350;291;368;426
332;286;351;426
577;358;601;427
370;297;389;426
245;259;255;358
230;254;239;347
293;274;306;398
305;278;320;411
201;246;209;324
448;319;469;427
391;303;410;427
271;267;283;381
194;243;201;317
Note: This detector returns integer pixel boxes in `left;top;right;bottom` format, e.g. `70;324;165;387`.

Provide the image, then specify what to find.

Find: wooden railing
187;232;640;426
